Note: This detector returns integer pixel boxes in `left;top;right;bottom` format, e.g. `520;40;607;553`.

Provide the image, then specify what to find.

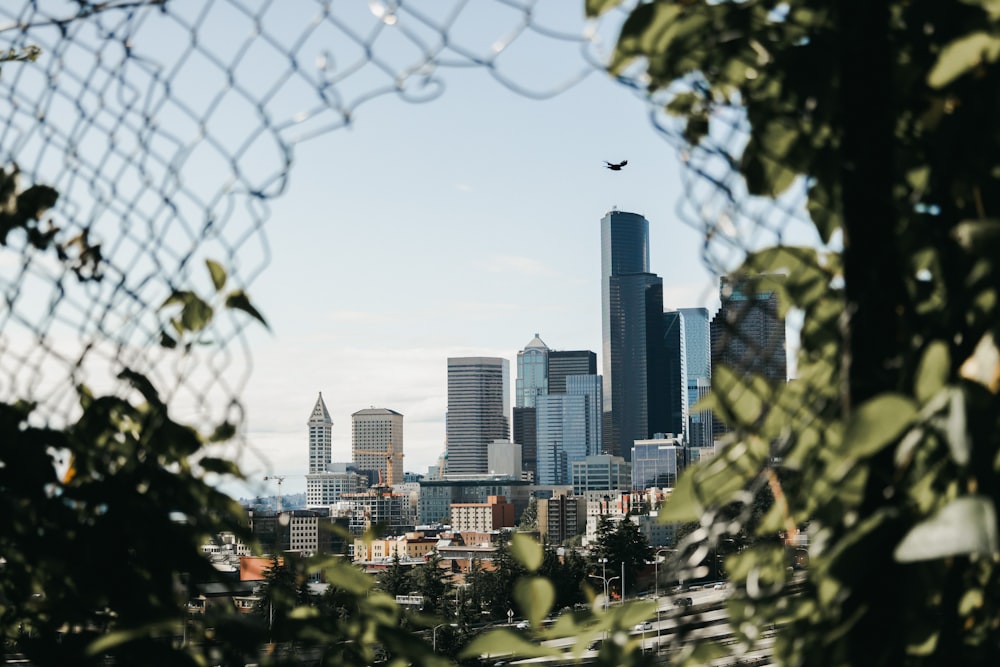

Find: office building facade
536;375;602;485
446;357;510;475
679;307;713;446
571;454;632;494
601;209;670;460
352;407;404;487
710;276;787;437
631;436;685;490
662;310;689;441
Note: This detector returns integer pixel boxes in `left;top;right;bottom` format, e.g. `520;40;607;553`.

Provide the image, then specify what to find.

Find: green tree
593;0;1000;665
517;497;538;531
377;553;413;599
479;534;527;618
592;516;653;600
412;552;452;617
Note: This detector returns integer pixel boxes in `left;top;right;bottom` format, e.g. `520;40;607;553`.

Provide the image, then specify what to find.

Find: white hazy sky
226;9;730;498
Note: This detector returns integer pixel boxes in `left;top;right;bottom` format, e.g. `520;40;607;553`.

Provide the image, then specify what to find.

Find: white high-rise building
305;393;363;508
352;407;404;487
307;392;333;474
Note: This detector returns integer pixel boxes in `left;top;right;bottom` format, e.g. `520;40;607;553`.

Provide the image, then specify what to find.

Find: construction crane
354;440;403;487
263;475;286;512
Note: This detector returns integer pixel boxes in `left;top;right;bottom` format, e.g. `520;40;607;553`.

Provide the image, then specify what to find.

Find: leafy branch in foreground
593;1;1000;665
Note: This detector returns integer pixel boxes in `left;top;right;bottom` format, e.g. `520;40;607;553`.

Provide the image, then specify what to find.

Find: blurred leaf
927;31;1000;88
959;331;1000;393
683;639;731;664
199;456;241;476
159;331;177;349
659;466;703;523
944;388;970;466
895;496;999;562
585;0;623;18
952;219;1000;255
842;393;917;459
460;628;559;660
206;258;227;291
208;420;236;443
914;341;949;404
225;289;270;329
514;577;555;627
510;533;543;572
85;620;177;656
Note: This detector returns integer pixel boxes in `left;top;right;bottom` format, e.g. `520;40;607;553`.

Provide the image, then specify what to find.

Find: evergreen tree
411;552;450;616
592;516;653;600
376;552;412;599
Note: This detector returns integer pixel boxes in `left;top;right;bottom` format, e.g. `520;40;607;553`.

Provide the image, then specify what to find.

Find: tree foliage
593;0;1000;665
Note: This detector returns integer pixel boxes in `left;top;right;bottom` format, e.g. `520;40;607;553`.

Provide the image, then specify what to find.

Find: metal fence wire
0;0;808;509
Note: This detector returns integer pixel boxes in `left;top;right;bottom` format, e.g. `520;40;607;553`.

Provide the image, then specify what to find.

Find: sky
225;7;725;498
0;2;814;501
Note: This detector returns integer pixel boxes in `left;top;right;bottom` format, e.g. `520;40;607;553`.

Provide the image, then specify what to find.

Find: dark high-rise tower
548;350;597;394
662;310;688;440
710;276;787;437
601;209;669;459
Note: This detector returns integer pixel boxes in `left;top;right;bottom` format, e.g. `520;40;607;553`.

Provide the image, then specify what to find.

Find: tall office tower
446;357;510;475
512;406;536;480
306;393;364;507
601;208;669;459
516;334;549;407
514;334;547;480
352;408;404;487
662;310;689;441
710;276;787;436
679;307;713;446
548;350;597;394
307;392;333;474
536;374;602;485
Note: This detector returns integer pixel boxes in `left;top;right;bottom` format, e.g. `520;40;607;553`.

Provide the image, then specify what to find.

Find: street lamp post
588;564;620;611
653;548;673;599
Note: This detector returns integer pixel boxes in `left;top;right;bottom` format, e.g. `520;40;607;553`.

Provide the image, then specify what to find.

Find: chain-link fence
0;1;644;430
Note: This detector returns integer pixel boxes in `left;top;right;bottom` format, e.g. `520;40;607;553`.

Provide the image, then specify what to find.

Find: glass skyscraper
662;310;688;440
710;276;787;437
446;357;510;475
536;375;602;485
601;209;669;460
631;436;684;490
679;307;713;446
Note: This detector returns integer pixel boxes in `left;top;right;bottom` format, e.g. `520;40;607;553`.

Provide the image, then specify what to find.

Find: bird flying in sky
604;160;627;171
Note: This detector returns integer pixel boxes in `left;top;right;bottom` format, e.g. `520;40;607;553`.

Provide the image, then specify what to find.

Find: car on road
673;596;693;607
515;620;529;630
634;622;653;631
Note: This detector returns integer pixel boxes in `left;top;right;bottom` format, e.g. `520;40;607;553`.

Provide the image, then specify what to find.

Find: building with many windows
536;375;602;485
710;275;787;438
679;307;713;446
449;495;515;532
446;357;510;475
571;454;632;494
306;462;364;508
662;310;689;442
631;435;685;490
600;209;670;460
352;407;404;487
418;476;532;525
537;493;586;544
307;392;333;475
305;393;366;507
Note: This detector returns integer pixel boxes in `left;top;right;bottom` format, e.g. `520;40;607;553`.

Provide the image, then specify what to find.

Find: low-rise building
450;495;515;532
